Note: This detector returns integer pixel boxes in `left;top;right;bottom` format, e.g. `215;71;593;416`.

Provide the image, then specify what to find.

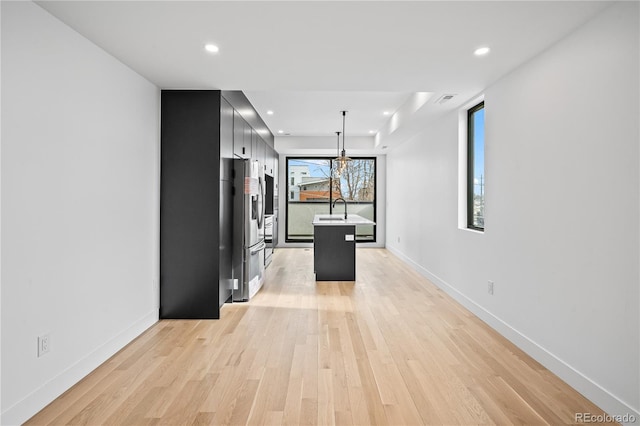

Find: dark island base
313;225;356;281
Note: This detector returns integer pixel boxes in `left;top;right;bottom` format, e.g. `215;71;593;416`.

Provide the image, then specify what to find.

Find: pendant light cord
341;111;347;153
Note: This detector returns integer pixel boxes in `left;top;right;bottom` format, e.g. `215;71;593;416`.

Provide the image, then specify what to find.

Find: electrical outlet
38;334;50;357
488;281;494;295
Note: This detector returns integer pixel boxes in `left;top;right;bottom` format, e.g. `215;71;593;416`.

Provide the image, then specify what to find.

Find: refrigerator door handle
250;241;266;254
257;176;264;229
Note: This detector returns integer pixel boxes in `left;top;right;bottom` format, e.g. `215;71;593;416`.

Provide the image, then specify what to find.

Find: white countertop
312;214;376;226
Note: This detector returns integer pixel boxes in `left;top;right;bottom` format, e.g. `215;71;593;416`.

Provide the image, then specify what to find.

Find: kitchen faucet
332;197;347;219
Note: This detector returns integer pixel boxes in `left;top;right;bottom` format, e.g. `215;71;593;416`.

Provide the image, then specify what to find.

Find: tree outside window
286;157;376;242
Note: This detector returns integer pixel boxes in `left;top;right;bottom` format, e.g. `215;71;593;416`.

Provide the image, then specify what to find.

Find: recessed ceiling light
383;111;390;116
474;46;490;56
267;110;274;115
204;44;219;53
369;130;375;134
278;130;284;134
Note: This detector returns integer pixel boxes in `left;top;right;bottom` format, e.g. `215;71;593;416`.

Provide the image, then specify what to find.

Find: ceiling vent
435;94;456;104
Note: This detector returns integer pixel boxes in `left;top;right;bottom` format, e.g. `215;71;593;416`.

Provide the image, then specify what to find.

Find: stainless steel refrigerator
232;159;266;301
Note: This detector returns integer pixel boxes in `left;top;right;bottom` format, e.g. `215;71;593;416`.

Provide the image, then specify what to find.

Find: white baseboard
386;244;639;425
1;311;158;426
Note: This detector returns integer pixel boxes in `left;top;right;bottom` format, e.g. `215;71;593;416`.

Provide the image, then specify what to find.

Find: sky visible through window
290;159;330;177
288;158;376;203
474;108;485;185
469;104;485;230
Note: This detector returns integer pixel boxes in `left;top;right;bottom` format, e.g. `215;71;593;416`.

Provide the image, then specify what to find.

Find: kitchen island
312;214;375;281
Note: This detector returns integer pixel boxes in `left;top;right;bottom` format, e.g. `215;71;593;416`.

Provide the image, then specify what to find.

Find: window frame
285;156;377;243
467;101;485;231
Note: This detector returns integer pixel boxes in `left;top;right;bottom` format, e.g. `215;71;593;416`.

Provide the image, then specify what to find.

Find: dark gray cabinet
220;98;234;181
268;146;279;248
265;145;275;177
250;129;267;169
258;134;267;171
251;129;258;162
244;119;253;159
160;90;233;319
233;112;251;159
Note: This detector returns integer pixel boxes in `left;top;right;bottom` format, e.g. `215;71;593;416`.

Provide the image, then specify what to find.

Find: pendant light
335;110;352;174
333;131;342;178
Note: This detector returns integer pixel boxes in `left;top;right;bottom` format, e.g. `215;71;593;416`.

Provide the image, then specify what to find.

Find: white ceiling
245;91;411;136
37;1;611;141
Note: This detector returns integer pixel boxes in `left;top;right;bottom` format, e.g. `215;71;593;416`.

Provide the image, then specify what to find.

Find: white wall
386;2;639;421
1;2;160;424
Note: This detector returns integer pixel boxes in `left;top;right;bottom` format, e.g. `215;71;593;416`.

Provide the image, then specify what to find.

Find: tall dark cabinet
160;90;277;319
160;90;233;319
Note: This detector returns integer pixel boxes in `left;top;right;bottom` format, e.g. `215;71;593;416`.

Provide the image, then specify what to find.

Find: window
285;157;377;242
467;102;485;230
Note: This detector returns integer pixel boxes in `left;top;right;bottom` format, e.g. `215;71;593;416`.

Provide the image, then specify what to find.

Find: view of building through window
286;158;376;242
468;102;485;230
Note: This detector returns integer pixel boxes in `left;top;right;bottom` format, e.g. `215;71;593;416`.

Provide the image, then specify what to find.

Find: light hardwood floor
26;248;613;425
